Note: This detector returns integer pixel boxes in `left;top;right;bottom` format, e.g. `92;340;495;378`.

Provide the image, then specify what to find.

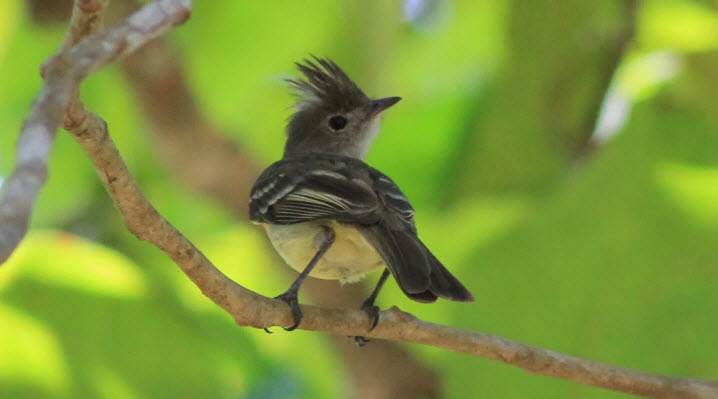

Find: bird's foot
352;300;381;346
272;290;303;332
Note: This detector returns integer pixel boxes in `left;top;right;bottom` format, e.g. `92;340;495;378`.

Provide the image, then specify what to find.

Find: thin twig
61;0;109;50
0;0;105;264
0;0;191;264
573;0;638;158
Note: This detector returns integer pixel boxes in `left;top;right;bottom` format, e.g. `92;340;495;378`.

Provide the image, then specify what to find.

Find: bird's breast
263;221;385;283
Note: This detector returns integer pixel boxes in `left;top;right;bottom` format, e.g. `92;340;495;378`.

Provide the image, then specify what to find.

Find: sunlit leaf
639;0;718;52
0;0;21;66
655;162;718;226
0;304;70;397
3;231;148;299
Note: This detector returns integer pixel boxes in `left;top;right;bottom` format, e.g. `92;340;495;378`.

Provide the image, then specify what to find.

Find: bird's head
284;57;400;159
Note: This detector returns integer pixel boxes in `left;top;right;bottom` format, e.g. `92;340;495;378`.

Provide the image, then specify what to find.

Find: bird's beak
370;96;401;115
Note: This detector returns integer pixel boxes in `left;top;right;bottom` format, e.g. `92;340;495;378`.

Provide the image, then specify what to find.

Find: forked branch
0;0;191;263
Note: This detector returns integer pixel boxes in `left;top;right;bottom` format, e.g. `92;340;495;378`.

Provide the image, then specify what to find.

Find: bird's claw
354;336;370;346
363;304;381;331
275;291;302;331
352;302;381;346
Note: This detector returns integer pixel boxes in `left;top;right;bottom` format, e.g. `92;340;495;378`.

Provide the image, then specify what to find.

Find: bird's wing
362;171;472;303
370;170;417;235
249;156;380;225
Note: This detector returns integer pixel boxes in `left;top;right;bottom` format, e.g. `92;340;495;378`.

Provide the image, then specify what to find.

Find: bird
249;57;473;341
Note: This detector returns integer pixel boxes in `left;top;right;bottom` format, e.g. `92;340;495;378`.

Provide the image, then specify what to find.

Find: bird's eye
328;115;348;131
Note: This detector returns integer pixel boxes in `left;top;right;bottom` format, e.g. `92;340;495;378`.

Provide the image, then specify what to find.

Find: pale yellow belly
263;221;385;283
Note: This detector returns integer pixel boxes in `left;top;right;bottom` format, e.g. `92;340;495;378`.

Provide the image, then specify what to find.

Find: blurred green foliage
1;0;717;398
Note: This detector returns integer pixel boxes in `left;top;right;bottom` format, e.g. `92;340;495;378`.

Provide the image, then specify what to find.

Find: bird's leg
361;268;390;328
354;268;390;346
271;227;335;332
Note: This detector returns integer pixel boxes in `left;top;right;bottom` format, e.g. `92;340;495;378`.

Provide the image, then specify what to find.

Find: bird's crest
287;56;369;110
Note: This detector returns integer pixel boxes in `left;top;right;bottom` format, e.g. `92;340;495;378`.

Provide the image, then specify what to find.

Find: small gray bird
249;57;473;338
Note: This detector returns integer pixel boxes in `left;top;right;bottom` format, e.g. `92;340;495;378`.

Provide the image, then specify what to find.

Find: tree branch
63;96;718;399
0;0;191;264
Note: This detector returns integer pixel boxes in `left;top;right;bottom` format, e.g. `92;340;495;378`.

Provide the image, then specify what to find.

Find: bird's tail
365;222;474;303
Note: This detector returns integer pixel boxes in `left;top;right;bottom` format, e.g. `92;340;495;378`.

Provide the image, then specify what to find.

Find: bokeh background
1;0;718;398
